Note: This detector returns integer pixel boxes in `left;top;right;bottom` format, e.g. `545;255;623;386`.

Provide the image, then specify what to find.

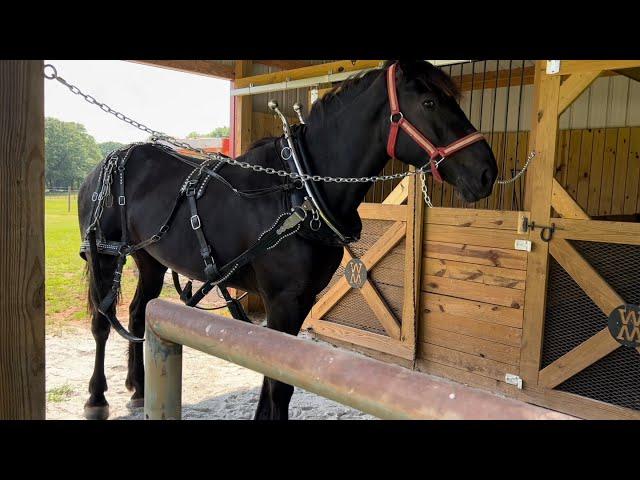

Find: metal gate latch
521;217;556;243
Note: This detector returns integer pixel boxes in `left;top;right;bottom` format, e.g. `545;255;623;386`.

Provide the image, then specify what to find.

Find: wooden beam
254;60;315;70
401;172;424;350
553;218;640;245
233;61;253;156
538;329;620;389
382;177;410;205
360;281;401;339
0;61;45;419
614;67;640;82
551;179;590;219
131;60;235;80
549;60;640;76
558;71;602;115
234;60;383;88
520;61;561;386
311;222;406;320
549;239;624;315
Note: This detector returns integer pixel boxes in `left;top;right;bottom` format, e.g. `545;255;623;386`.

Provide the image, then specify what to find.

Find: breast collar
277;124;362;247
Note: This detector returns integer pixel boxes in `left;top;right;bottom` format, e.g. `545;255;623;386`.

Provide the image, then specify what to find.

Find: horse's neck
303;77;389;221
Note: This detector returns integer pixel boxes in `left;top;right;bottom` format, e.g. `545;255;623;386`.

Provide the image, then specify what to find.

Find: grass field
45;195;157;327
45;195;228;328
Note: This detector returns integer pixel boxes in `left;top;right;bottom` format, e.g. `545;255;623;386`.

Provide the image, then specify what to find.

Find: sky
44;60;231;144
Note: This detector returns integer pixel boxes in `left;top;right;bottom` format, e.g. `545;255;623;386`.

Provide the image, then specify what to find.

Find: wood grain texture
0;60;45;419
233;61;253;156
131;60;235;79
520;62;561;385
424;240;528;270
538;329;620;389
421;292;524;329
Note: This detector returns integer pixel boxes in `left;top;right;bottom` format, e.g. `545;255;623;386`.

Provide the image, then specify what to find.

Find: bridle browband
386;62;485;183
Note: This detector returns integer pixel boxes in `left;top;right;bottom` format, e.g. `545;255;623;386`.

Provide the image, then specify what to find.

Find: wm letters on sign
344;258;367;289
607;304;640;348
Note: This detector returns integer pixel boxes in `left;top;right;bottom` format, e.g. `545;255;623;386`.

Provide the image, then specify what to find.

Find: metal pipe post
144;322;183;420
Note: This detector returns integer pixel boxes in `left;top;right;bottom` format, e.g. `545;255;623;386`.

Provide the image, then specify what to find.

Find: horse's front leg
254;289;315;420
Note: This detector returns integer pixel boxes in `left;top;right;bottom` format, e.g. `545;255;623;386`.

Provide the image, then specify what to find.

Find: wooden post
0;60;46;419
401;171;424;360
520;61;561;385
233;60;253;156
230;60;253;311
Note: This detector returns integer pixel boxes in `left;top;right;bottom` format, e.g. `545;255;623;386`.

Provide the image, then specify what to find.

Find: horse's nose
481;167;494;188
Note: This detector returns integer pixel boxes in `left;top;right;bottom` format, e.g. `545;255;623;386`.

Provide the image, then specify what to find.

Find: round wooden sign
607;304;640;348
344;258;367;289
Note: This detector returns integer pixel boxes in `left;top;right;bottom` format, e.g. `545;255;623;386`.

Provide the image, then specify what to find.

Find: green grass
45;194;139;326
45;195;227;327
47;384;75;403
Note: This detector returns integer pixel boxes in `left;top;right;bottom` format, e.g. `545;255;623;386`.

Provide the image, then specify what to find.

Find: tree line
45;117;229;189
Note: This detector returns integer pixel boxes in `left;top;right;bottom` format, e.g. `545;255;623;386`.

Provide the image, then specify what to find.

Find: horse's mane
244;61;461;150
307;60;461;124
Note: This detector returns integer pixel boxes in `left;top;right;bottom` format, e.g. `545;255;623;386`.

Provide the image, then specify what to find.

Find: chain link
495;150;536;185
43;63;535;188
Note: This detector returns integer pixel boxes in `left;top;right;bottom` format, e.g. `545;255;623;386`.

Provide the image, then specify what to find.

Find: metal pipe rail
144;299;576;420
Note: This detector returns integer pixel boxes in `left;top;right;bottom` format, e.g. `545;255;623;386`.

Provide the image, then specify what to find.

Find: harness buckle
91;192;98;202
190;214;201;230
118;195;126;206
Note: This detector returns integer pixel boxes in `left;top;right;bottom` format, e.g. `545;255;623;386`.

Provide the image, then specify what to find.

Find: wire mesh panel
315;219;405;336
543;240;640;411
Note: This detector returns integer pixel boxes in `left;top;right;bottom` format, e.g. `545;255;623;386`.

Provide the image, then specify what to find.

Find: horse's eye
422;99;435;110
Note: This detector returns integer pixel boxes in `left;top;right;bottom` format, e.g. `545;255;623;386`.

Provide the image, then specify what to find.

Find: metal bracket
520;216;556;243
505;373;523;389
546;60;561;75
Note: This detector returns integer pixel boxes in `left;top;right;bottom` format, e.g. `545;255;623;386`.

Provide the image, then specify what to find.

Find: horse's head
386;60;497;202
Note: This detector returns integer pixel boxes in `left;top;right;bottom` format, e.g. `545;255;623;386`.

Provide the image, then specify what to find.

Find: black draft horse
78;60;498;420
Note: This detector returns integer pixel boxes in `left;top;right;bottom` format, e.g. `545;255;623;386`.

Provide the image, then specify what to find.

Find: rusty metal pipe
145;299;575;420
144;326;182;420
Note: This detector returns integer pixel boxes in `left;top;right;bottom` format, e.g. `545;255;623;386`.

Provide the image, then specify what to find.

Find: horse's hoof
84;404;110;420
126;397;144;409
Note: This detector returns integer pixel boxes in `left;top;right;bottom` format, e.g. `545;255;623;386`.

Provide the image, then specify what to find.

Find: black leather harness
82;142;316;343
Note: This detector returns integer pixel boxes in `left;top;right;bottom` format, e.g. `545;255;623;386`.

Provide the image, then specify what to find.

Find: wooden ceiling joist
234;60;383;89
254;60;317;70
131;60;235;80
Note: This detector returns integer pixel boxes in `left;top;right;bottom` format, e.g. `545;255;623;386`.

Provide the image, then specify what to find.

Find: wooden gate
520;60;640;418
304;174;424;361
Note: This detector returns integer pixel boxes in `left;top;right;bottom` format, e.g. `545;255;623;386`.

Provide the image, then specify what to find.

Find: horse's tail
85;229;110;321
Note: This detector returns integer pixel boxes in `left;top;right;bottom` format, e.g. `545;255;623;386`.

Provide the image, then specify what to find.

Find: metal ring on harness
281;146;292;160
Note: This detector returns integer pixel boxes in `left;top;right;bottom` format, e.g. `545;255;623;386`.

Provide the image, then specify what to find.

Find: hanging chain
43;63;535;191
495;150;536;185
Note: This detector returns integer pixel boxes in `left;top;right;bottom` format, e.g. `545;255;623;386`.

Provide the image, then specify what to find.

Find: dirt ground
46;313;375;421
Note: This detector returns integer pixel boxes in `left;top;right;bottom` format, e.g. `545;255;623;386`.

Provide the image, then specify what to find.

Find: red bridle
386;63;485;183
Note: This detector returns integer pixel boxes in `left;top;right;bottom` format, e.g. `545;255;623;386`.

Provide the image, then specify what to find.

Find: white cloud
45;60;231;144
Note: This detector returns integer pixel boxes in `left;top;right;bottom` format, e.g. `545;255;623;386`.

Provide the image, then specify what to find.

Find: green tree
186;126;230;139
98;141;125;157
45;117;102;189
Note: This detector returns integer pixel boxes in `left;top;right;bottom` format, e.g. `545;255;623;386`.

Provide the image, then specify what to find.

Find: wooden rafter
548;60;640;76
234;60;383;88
254;60;316;70
131;60;235;80
558;71;602;115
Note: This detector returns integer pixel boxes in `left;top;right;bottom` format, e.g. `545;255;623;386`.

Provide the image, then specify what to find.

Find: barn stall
1;59;639;419
223;59;640;420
